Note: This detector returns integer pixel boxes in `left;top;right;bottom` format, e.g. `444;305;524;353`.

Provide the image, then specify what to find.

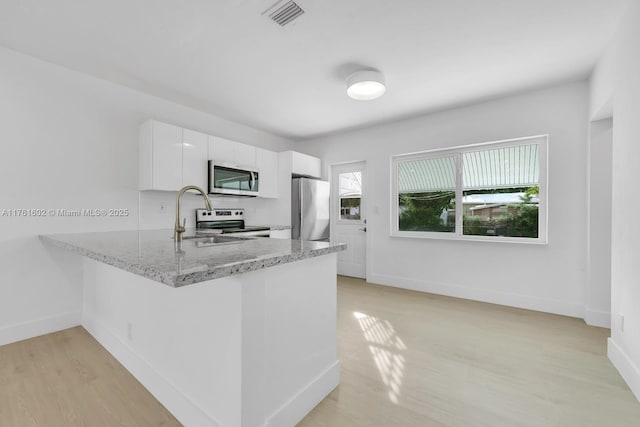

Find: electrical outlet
127;322;133;341
620;314;625;332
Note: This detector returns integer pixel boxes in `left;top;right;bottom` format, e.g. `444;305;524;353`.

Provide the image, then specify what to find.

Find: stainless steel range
195;208;271;237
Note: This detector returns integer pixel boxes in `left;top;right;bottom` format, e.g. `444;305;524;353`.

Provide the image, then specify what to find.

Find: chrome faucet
174;185;213;242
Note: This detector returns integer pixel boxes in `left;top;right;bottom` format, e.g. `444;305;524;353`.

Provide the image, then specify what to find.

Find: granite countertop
258;224;291;231
40;229;345;287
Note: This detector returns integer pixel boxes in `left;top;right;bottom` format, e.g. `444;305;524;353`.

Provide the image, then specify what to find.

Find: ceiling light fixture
346;70;386;101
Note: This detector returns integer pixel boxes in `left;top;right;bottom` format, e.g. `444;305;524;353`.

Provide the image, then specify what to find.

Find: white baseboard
584;308;611;328
265;361;340;427
608;338;640;402
367;273;585;319
82;311;222;427
0;311;81;347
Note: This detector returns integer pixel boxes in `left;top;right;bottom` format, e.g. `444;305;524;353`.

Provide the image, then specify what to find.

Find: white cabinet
208;136;256;168
291;151;322;178
140;120;209;191
208;136;236;164
256;147;279;198
140;120;183;191
140;120;281;198
235;142;256;167
182;128;209;190
208;136;277;198
269;229;291;239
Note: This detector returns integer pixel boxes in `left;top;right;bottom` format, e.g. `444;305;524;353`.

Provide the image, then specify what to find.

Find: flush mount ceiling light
346;70;386;101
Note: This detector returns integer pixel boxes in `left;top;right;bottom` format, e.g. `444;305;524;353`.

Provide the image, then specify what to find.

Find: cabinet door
234;142;256;168
182;128;208;190
152;121;183;191
270;229;291;239
291;151;322;178
256;147;278;198
208;136;236;164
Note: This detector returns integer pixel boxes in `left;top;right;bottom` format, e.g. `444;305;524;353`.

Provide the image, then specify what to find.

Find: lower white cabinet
270;229;291;239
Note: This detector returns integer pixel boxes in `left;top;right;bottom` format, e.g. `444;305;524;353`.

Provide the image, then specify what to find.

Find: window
391;135;547;243
339;171;362;221
397;156;456;232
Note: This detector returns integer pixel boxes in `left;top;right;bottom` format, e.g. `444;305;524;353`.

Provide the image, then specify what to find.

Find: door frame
329;160;369;280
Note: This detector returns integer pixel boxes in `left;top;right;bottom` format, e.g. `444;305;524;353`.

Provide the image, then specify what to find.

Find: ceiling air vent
264;0;305;27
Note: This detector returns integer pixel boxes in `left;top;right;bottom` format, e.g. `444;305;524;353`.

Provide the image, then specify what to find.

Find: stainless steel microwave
208;161;260;197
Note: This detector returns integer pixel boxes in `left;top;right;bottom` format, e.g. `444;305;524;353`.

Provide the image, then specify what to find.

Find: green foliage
463;215;492;236
525;185;539;198
399;191;455;232
399;186;539;237
463;186;539;238
497;186;539;237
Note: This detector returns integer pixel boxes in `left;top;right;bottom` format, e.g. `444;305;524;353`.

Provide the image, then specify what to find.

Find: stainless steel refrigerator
291;177;330;241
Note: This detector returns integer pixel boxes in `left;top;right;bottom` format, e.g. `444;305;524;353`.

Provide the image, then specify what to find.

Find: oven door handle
249;171;255;191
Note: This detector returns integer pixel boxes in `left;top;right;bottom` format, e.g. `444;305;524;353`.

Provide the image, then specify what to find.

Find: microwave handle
249;171;255;190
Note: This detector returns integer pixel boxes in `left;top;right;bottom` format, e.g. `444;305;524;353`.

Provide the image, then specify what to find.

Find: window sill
390;231;548;245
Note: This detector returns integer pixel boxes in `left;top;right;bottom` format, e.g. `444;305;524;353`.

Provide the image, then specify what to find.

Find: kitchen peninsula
40;230;345;427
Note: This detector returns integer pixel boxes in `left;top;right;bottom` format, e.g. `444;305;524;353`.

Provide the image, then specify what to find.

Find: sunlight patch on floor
354;311;406;403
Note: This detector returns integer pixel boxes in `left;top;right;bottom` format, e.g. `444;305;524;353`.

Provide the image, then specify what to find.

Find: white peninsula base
81;253;339;427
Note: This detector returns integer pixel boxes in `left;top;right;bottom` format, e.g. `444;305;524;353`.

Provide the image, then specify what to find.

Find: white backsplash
139;190;288;230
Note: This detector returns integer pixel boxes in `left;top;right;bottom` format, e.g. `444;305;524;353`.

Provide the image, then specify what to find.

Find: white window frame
390;135;548;244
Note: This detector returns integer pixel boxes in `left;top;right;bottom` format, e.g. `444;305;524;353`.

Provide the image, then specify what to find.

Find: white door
331;161;367;278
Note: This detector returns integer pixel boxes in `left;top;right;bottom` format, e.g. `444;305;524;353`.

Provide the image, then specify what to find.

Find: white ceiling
0;0;626;140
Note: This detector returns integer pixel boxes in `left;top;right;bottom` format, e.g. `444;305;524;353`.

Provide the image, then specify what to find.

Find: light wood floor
1;277;639;427
0;326;180;426
299;276;640;427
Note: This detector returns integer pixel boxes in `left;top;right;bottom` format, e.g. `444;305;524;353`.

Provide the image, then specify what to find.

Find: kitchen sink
182;235;255;247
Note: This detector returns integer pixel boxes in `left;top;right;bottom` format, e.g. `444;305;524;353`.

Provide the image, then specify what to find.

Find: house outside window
391;135;548;243
339;171;362;221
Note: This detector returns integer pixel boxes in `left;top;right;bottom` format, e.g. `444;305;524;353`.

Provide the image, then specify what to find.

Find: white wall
0;46;293;345
590;0;640;401
586;119;612;327
589;43;615;120
297;82;590;319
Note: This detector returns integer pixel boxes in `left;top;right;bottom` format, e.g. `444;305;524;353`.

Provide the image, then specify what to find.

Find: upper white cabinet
290;151;322;178
139;120;209;191
256;147;279;198
208;136;256;168
235;142;257;167
208;136;235;164
139;120;183;191
140;120;280;198
182;128;208;190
